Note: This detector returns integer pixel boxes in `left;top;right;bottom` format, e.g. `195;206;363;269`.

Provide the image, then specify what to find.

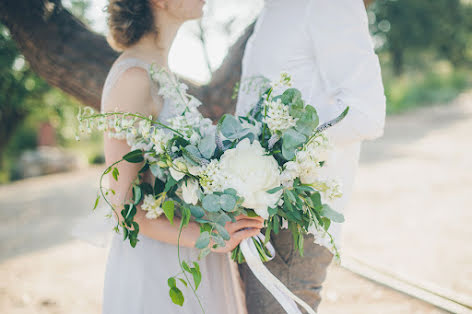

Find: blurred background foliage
1;0;471;183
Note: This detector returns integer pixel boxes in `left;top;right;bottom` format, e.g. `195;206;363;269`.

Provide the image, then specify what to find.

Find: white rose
181;178;199;205
219;138;281;219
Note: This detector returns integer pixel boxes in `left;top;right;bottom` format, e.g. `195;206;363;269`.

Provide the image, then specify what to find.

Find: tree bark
0;0;253;121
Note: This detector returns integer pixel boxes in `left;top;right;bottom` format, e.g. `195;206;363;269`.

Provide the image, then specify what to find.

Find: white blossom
141;194;164;219
263;98;298;133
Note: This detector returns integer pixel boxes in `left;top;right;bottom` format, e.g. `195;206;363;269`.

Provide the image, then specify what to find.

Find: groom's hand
210;214;264;253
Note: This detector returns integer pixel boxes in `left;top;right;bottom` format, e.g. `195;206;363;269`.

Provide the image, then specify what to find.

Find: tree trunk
0;0;253;121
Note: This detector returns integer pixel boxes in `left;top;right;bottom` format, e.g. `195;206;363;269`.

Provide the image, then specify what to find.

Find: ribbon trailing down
239;233;317;314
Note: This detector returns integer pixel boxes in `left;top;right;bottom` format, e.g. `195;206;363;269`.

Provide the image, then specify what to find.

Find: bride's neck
124;14;183;70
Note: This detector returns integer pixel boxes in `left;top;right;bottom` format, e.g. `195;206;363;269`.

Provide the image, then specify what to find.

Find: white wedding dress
100;57;247;314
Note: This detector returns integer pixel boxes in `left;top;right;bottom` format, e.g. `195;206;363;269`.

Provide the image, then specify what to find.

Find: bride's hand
210;214;265;253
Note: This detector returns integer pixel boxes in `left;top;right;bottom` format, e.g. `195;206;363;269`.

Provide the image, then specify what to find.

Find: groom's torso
236;0;328;118
236;0;362;247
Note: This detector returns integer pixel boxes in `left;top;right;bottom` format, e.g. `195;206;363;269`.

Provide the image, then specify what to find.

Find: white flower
219;138;282;219
199;159;225;194
138;120;152;138
141;194;164;219
263;98;298;134
150;127;171;155
270;72;292;90
169;157;187;181
307;222;336;256
182;179;199;205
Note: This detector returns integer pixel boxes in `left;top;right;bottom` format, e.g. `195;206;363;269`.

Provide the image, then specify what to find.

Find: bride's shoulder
102;64;158;117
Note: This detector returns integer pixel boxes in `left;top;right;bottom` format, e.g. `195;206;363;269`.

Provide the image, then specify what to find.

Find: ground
1;92;471;313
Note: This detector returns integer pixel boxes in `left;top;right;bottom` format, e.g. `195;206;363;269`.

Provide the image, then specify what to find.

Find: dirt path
1;92;471;313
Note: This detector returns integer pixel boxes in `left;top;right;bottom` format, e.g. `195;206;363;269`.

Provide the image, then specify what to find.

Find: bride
100;0;263;313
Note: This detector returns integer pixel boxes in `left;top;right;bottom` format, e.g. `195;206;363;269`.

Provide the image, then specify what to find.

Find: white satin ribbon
240;233;317;314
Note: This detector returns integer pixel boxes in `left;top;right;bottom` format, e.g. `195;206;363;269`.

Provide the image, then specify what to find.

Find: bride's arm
306;0;387;147
102;66;263;250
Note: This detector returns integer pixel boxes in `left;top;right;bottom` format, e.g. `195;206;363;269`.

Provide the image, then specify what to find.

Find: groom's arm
306;0;386;147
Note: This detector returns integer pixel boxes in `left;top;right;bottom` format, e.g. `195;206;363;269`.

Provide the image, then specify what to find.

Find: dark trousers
238;228;334;314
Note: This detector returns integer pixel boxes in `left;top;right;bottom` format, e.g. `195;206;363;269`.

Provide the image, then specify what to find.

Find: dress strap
100;57;159;113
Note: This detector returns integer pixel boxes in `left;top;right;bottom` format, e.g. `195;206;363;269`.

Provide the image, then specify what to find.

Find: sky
80;0;264;84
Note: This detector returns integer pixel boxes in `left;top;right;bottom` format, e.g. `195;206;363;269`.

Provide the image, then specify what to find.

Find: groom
235;0;386;312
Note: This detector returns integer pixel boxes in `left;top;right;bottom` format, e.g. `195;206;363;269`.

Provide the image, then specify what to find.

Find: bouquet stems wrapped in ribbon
76;66;348;313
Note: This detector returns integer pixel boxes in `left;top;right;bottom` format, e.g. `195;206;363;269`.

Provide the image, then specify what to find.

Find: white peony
219;138;282;219
181;178;199;205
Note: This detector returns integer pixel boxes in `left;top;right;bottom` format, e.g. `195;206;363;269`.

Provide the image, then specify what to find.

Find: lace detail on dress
100;57;177;124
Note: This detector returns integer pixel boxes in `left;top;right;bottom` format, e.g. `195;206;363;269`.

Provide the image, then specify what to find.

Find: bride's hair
105;0;157;51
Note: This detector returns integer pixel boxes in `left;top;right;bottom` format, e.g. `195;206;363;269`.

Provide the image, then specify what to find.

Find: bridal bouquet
76;66;348;311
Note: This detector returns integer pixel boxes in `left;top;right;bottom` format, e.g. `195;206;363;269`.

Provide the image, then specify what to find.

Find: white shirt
235;0;386;248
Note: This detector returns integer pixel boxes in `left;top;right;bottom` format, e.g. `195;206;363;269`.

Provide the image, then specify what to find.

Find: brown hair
105;0;157;51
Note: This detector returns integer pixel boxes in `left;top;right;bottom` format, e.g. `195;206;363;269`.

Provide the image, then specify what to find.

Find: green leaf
191;264;202;290
267;186;283;194
164;176;177;193
295;105;319;136
133;185;142;205
138;162;149;173
189;205;205;218
154;177;165;195
198;247;211;260
320;204;345;223
195;231;210;249
219;194;236;211
202;194;221;212
310;192;322;211
93;194;100;210
198;133;216;159
112;167;119;181
282;129;306;160
169;287;184;306
167;277;176;288
181;261;191;273
284;189;297;204
214;223;230;241
216;212;232;226
224;188;237;196
123;149;144;163
321;217;331;231
220;115;243;138
104;167;112;174
182;145;203;166
149;163;164;178
281;88;302;106
180;206;191;227
178;278;188;287
162;200;175;224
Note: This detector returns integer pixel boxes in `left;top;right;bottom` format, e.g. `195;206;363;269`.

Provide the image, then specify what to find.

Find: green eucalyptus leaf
202;194;221;212
195;231;210;249
189;205;205;218
282;129;306;160
224;188;237;196
320;204;345;223
216;212;232;226
220;194;236;211
214;224;230;241
295;105;319;136
198;133;216;159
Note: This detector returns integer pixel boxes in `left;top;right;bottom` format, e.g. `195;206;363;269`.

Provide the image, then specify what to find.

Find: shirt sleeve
305;0;387;147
